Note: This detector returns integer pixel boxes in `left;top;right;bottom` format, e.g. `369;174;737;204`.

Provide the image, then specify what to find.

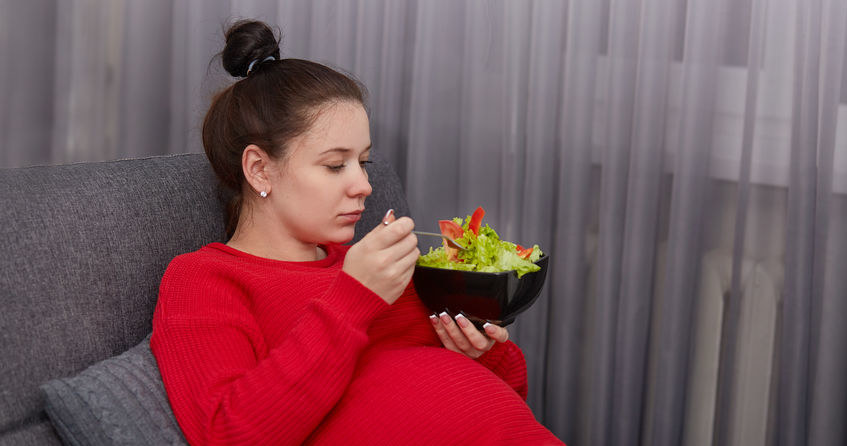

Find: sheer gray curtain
3;0;846;445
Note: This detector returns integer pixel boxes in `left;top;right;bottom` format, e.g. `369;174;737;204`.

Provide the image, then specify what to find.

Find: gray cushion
1;154;227;442
40;335;186;446
0;152;409;443
0;419;62;446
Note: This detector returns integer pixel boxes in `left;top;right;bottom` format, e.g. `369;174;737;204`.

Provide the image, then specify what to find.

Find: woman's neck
226;215;326;262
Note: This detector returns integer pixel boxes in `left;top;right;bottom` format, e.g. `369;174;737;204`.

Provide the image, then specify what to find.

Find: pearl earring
259;191;268;198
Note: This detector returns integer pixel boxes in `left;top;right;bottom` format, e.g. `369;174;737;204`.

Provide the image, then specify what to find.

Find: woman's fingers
381;208;396;225
454;314;496;351
438;313;474;354
483;323;509;343
394;246;419;285
432;312;495;358
430;314;459;351
375;216;415;248
358;215;417;267
343;213;418;305
437;312;474;352
430;313;510;359
400;237;421;263
398;232;420;258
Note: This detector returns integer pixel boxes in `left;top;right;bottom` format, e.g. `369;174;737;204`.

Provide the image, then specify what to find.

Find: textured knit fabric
151;243;563;445
40;334;187;446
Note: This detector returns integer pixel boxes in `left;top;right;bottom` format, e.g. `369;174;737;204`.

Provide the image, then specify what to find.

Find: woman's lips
339;212;362;223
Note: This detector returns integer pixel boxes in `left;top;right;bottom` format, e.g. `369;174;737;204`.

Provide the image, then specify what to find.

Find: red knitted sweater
151;242;563;445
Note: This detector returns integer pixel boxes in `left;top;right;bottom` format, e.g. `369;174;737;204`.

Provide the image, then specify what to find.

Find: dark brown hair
203;20;367;237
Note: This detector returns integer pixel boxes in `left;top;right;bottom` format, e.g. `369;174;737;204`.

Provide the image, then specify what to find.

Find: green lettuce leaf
416;212;544;278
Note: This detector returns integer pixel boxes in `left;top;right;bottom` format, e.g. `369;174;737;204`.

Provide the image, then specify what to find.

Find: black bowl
412;254;549;328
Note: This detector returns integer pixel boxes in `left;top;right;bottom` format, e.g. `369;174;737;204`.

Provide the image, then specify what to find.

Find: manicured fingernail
455;313;470;328
483;322;495;333
429;313;439;326
439;311;451;324
382;209;394;225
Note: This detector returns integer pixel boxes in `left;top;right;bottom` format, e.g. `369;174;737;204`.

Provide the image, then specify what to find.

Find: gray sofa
0;153;410;445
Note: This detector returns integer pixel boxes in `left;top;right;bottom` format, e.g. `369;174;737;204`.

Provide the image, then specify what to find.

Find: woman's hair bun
222;20;281;78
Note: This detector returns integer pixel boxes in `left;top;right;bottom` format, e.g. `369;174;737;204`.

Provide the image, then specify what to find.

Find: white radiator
683;250;782;446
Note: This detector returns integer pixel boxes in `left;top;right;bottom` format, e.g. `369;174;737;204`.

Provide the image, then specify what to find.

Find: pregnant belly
304;346;559;445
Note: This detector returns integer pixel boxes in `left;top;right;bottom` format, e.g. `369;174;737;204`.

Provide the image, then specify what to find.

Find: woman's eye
326;160;371;173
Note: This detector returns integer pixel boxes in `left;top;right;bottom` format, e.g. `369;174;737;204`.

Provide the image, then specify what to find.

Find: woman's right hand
343;210;419;305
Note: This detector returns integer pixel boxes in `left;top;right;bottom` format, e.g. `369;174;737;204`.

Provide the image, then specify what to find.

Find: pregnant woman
151;19;564;446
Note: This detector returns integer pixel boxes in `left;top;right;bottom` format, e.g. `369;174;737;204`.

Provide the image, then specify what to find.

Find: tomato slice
468;206;485;235
438;220;464;239
438;220;464;262
516;245;534;259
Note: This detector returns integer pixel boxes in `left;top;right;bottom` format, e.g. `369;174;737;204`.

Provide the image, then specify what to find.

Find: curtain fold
781;0;822;443
611;0;676;443
712;0;766;443
0;0;57;168
645;2;727;445
513;0;567;420
797;1;847;445
593;1;642;445
559;1;610;444
2;1;846;445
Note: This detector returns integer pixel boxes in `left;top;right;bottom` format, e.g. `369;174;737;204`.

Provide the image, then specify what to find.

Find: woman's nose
348;167;372;197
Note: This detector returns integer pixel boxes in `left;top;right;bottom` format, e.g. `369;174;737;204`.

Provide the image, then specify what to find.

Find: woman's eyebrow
318;145;372;156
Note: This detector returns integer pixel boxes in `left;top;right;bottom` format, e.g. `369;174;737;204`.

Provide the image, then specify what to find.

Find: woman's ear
242;144;272;196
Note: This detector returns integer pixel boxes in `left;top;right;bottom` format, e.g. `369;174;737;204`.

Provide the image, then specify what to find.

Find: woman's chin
322;229;355;245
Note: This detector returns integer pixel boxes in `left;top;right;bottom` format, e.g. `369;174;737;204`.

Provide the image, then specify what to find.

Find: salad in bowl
413;207;548;327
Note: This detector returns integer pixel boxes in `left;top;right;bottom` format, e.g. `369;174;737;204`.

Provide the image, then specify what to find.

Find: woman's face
267;101;373;245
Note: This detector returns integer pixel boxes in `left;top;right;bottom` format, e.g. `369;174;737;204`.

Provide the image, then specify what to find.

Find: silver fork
412;231;467;250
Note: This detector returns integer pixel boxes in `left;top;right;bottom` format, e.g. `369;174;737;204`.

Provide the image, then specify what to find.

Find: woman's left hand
430;312;509;359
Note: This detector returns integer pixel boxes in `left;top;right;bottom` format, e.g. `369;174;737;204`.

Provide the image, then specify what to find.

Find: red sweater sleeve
475;340;529;400
151;258;388;446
